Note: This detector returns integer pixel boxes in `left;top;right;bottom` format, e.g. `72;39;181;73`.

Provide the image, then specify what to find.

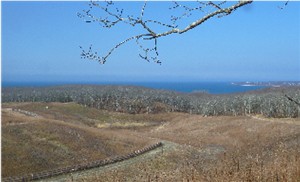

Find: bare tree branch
78;0;253;64
284;94;300;106
152;0;252;38
80;34;148;64
278;0;289;9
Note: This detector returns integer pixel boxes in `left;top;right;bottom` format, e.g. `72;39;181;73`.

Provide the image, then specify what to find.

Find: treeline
2;85;300;118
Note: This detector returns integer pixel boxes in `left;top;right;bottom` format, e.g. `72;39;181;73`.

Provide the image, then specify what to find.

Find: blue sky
2;1;300;83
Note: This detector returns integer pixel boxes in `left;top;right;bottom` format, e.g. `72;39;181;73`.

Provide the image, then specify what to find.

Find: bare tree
78;0;253;64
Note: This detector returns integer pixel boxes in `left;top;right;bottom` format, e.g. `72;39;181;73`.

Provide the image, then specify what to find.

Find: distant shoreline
231;81;300;87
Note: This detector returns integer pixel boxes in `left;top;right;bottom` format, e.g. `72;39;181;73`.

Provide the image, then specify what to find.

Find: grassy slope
1;102;159;177
2;102;300;181
73;115;300;181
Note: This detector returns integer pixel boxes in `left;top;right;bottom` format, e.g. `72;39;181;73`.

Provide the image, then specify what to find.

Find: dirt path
250;114;300;125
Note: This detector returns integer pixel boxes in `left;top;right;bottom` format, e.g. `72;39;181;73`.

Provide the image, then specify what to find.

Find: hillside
2;102;300;181
1;102;158;178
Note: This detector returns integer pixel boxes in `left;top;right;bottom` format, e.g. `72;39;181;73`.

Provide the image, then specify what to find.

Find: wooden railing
2;142;163;182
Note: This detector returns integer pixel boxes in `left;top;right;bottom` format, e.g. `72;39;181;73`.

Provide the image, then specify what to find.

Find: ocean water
1;81;267;94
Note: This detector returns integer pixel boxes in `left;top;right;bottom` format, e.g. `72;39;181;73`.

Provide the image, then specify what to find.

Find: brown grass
1;103;152;177
2;102;300;181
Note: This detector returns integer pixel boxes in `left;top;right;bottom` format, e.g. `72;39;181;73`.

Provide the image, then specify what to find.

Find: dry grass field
2;102;300;181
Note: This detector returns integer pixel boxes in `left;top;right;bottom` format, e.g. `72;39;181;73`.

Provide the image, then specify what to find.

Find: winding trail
39;140;182;182
250;114;300;125
41;142;171;182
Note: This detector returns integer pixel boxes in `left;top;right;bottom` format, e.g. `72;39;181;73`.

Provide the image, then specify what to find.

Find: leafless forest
2;85;300;117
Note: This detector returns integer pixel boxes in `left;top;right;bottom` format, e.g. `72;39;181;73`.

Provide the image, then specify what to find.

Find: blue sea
1;81;267;94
